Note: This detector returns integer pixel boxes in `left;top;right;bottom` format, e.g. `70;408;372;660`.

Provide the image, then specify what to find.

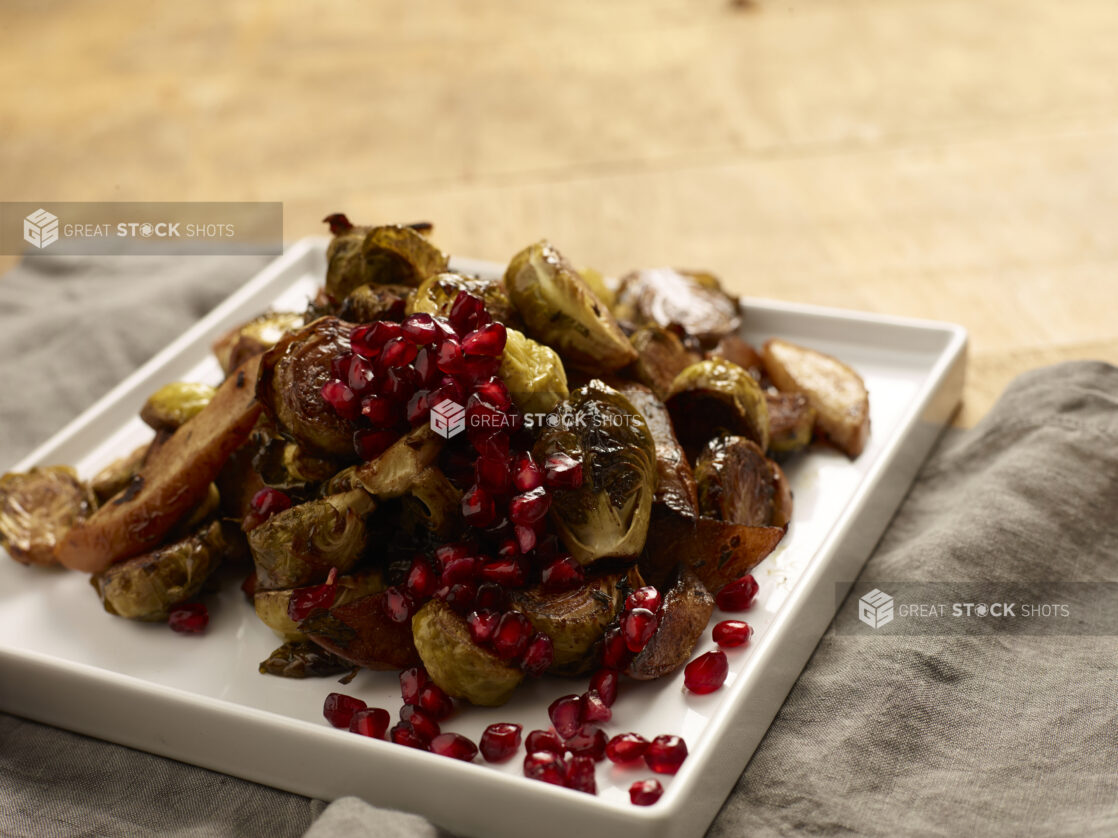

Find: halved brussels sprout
628;326;702;402
325;219;446;298
408;272;519;326
91;520;233;621
399;467;464;540
613;267;741;347
576;266;616;309
412;599;524;706
0;466;96;566
534;381;657;565
299;592;420;670
349;424;443;498
249;489;375;590
695;435;775;527
666;360;770;456
257;316;358;459
511;569;631;676
499;328;569;417
338;283;412;323
213;312;304;376
505;241;637;372
140;382;217;433
254;568;385;641
258;641;352;679
627;567;714;680
765;390;816;455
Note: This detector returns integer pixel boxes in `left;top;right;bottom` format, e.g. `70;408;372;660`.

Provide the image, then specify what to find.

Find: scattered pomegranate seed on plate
712;619;753;648
684;650;729;694
629;779;663;806
168;603;208;634
715;574;759;611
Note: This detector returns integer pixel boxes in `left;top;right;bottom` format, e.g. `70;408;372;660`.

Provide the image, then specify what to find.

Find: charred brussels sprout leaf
258;641;352;679
408;272;519;327
534;381;656;565
91;520;233;621
0;466;95;566
695;435;776;527
412;599;524;706
249;489;374;590
505;241;637;372
666;360;770;457
499;328;569;417
614;267;741;347
213;312;304;377
140;382;216;433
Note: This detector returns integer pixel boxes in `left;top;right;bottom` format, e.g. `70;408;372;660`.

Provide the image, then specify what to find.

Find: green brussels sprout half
498;328;569;417
694;435;776;527
253;568;385;641
408;272;519;327
665;359;770;457
140;382;217;433
213;312;304;377
534;380;657;565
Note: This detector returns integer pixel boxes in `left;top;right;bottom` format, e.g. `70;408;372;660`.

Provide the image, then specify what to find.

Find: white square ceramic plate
0;239;966;838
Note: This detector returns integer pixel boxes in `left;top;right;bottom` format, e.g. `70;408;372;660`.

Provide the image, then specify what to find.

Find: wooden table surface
3;0;1115;427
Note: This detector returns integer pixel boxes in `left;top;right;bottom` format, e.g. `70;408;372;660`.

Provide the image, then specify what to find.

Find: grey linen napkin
1;255;1116;837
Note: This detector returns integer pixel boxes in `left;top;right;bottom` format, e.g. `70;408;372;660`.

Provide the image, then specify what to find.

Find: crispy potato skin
55;355;263;573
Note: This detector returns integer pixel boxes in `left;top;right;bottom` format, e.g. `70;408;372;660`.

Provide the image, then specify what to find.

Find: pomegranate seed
390;722;427;749
541;555;584;592
565;727;607;762
435;338;466;374
475;582;508;611
479;557;525;587
548;694;585;740
361;395;398;427
512;453;543;492
323;211;353;233
467;609;500;644
606;733;649;764
521;633;554;676
399;666;428;705
465;394;507;435
382;586;415;623
168;602;208;634
354;428;397;461
625;586;662;614
414;346;438;386
399;705;440;742
347;355;376;394
461;322;507;357
381;365;418;401
287;569;339;622
496;538;519;560
405;390;432;424
514;524;537;554
543;452;583;489
629;779;663;806
321;380;358;419
473;431;510;460
622;608;659;653
567;755;597;794
401;313;439;345
461;355;503;387
716;574;759;611
523;751;567;787
434;375;467;406
492;611;533;660
509;487;551;527
429;732;478;761
601;626;632;669
434;542;469;564
351;321;402;357
250;487;291;518
525;729;565;755
442;582;477;614
713;619;753;647
440;554;478;586
475;454;511;494
473;377;512;412
644;735;688;775
349;707;390;739
331;353;354;383
479;723;522;763
582;690;612;724
448;292;488;336
589;669;619;707
461;484;497;528
323;692;366;729
417;682;454;721
684;650;729;694
378;336;418;371
405;557;438;600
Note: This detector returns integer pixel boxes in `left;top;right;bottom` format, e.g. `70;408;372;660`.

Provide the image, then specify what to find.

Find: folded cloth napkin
2;255;1116;837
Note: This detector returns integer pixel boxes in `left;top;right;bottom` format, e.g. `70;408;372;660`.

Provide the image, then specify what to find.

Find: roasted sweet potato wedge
628;566;714;680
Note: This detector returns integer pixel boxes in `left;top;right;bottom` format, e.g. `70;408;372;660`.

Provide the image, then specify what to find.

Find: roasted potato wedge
762;338;869;458
765;390;816;456
628;567;714;680
628;326;702;402
299;591;420;671
695;435;775;527
0;466;96;566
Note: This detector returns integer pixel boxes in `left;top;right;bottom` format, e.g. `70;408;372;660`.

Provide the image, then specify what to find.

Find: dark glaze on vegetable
627;566;714;680
666;359;770;458
695;435;775;527
614;267;741;348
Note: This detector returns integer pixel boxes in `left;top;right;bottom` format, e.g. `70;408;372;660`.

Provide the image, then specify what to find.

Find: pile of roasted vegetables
0;217;869;794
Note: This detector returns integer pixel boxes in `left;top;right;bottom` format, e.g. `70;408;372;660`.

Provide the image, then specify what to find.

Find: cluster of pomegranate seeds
629;779;664;806
712;619;753;648
715;573;759;611
323;692;367;728
287;567;340;623
242;487;292;531
168;602;208;634
683;650;729;694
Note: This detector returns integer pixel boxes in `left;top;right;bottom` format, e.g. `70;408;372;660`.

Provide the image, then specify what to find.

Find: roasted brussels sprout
91;520;233;620
762;338;870;458
90;443;149;505
299;592;420;670
399;468;464;540
408;272;519;326
254;568;385;641
0;466;96;566
627;326;702;401
349;424;443;498
771;461;793;528
695;435;776;527
249;489;375;590
666;360;770;456
338;283;412;323
258;641;352;679
257;316;358;460
325;219;448;299
534;381;657;565
505;241;637;372
213;312;304;377
511;569;630;676
766;391;816;456
412;599;524;706
627;567;714;680
613;267;741;347
252;428;341;489
499;328;569;417
576;266;616;309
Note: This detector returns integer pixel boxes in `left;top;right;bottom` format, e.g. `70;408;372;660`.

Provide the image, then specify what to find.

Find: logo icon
858;588;894;629
429;398;466;439
23;208;59;249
